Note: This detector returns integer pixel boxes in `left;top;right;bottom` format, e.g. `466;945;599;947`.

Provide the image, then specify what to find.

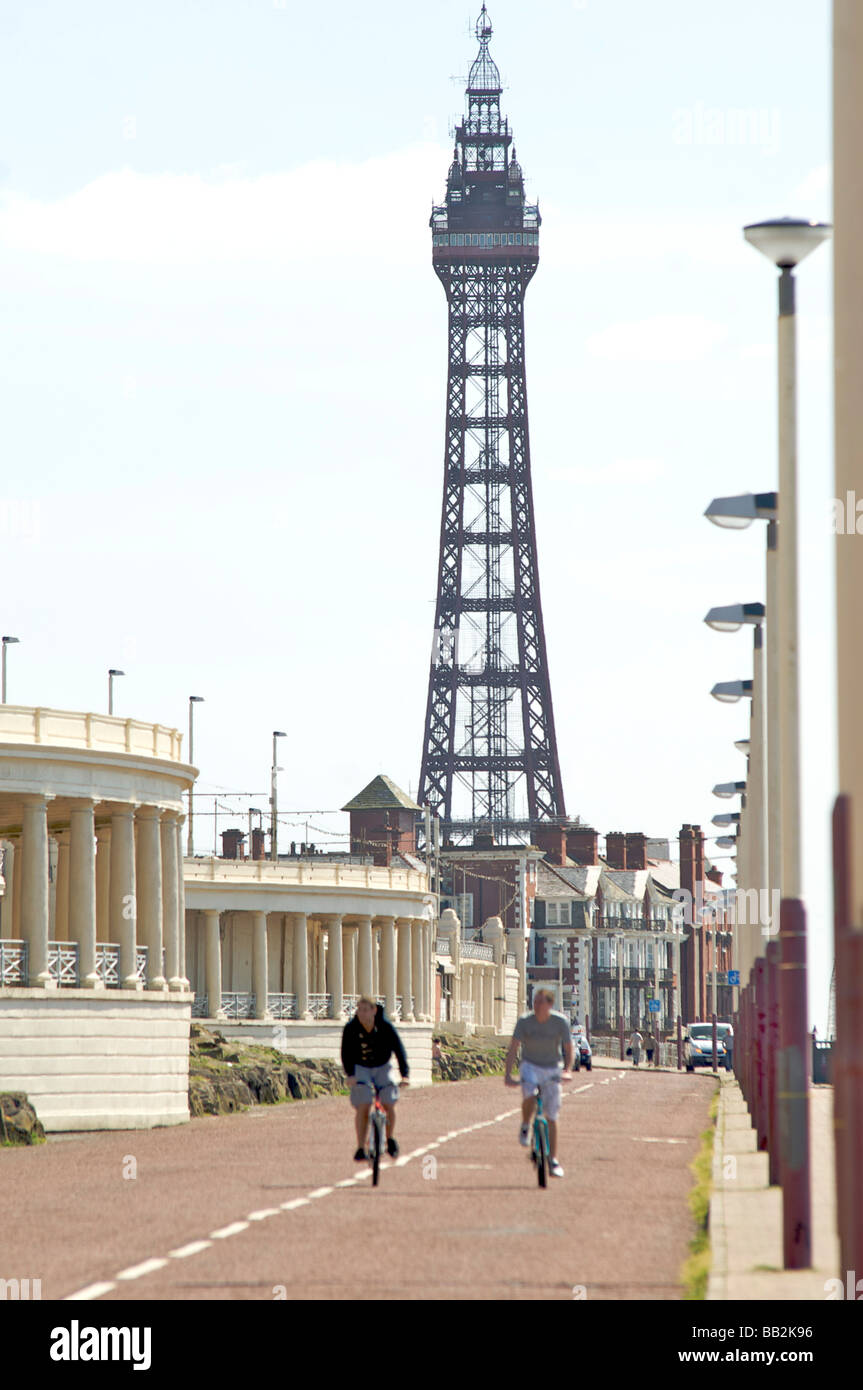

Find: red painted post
778;897;811;1268
676;1014;682;1070
755;958;768;1150
766;940;781;1185
832;794;863;1283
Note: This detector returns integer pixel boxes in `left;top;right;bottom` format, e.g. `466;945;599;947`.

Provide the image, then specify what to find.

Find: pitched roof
341;774;421;813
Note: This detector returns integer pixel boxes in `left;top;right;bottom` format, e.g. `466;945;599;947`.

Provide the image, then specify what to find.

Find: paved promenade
708;1075;839;1300
1;1066;713;1301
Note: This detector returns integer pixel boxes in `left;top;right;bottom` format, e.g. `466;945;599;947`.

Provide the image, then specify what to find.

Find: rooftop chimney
605;832;627;869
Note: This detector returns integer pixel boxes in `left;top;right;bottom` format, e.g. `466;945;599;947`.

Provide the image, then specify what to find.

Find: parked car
684;1022;733;1071
571;1031;592;1071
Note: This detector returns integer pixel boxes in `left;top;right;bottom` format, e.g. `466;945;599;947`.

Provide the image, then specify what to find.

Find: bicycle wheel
535;1119;549;1188
371;1107;383;1187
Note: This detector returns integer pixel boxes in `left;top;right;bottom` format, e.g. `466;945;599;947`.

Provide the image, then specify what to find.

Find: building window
546;900;571;926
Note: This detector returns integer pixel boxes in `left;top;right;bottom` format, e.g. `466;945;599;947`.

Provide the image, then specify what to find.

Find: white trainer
549;1158;564;1178
519;1124;530;1147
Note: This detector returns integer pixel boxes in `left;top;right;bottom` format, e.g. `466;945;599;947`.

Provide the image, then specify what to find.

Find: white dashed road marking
116;1258;169;1282
65;1086;598;1301
169;1240;212;1260
210;1221;249;1240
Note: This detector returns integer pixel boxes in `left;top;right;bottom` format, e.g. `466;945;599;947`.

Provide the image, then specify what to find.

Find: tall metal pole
775;267;811;1268
270;731;286;862
187;697;203;858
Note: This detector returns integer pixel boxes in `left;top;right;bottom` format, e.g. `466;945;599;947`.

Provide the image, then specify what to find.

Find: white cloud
586;313;729;362
0;143;449;266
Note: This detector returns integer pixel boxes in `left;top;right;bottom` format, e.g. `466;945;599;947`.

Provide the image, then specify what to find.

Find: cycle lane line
63;1083;600;1301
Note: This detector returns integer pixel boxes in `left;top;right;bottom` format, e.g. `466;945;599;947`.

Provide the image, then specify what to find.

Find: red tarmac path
1;1067;716;1301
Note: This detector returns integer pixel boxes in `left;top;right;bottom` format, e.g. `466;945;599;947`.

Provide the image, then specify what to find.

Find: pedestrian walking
629;1029;643;1067
645;1030;656;1066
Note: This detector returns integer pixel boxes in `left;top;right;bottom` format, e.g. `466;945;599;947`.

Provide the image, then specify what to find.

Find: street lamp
744;213;832;1272
712;812;741;828
705;602;766;633
1;636;20;704
270;731;286;861
710;679;753;703
187;696;204;857
108;669;125;716
713;781;747;799
705;491;777;529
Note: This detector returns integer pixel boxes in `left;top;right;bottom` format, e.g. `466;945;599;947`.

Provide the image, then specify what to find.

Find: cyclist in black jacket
341;997;410;1160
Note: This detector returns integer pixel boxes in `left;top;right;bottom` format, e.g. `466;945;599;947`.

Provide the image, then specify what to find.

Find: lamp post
1;636;20;704
270;731;286;862
744;214;831;1271
187;696;204;857
108;669;124;716
706;602;768;984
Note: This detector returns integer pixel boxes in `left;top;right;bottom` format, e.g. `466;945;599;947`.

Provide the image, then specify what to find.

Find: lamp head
704;602;765;633
711;680;754;704
743;216;832;268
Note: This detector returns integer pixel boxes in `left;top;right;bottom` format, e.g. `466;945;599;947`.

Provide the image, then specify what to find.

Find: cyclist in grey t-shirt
504;989;573;1178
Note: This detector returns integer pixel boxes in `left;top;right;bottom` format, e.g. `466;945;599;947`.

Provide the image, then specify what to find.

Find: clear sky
0;0;834;1026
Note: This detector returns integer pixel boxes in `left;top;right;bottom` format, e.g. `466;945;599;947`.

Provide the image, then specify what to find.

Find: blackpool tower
418;6;566;846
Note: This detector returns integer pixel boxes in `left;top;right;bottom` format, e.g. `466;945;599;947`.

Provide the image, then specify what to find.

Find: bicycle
529;1083;550;1189
366;1094;387;1188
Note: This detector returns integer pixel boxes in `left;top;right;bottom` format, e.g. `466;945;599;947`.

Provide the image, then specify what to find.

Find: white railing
221;992;256;1019
48;941;78;987
0;705;183;762
307;993;331;1019
192;993;209;1017
505;952;517;967
135;947;149;983
267;993;298;1019
0;940;27;985
435;938;451;956
95;944;120;987
462;941;494;962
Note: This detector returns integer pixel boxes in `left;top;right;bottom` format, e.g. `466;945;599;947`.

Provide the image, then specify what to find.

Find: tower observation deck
418;6;566;846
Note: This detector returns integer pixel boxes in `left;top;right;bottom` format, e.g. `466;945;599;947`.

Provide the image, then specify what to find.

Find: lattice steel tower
418;6;566;845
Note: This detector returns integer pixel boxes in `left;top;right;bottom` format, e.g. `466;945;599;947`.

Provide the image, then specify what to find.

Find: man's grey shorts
349;1063;400;1108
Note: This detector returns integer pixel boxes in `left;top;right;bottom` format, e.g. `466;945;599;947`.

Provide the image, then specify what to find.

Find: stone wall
0;991;191;1131
209;1018;434;1087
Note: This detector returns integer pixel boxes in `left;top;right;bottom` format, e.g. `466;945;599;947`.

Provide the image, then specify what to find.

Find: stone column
316;922;326;999
411;918;423;1021
397;917;414;1021
20;797;53;987
54;830;71;942
343;925;356;998
176;814;188;988
161;811;183;990
357;914;373;996
422;919;433;1021
95;821;111;943
292;911;311;1019
110;805;141;990
378;915;396;1018
69;799;100;989
204;909;226;1019
438;908;460;1024
483;966;495;1028
483;916;505;1033
326;914;345;1020
136;806;166;990
0;841;15;939
252;911;271;1020
11;835;22;940
371;923;379;997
